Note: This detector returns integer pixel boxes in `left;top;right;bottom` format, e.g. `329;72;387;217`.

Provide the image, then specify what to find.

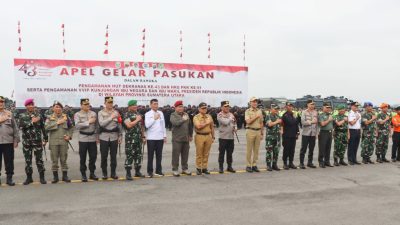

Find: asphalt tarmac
1;129;400;225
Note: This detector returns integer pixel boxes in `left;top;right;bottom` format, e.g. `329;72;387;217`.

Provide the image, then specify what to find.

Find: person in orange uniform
391;106;400;162
193;102;215;175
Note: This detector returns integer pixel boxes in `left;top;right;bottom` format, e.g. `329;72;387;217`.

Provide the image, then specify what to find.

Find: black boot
266;162;272;171
111;170;118;180
52;171;59;184
307;160;317;168
102;171;108;180
362;158;368;164
134;166;145;178
283;162;289;170
367;158;373;164
289;162;297;169
126;168;133;181
62;171;71;183
339;159;348;166
196;168;203;175
219;163;224;174
376;154;382;163
6;175;15;186
81;171;88;182
89;172;99;181
272;162;280;171
252;166;260;172
227;164;236;173
299;163;306;169
246;166;253;173
23;173;33;185
382;156;390;163
334;158;339;166
202;169;210;175
39;171;47;184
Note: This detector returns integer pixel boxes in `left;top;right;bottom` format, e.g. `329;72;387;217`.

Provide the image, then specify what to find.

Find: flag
104;49;108;55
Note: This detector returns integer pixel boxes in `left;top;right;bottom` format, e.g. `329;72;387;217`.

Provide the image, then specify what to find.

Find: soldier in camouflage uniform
123;100;145;180
333;104;348;166
19;99;48;185
375;103;392;163
264;104;282;171
361;102;377;164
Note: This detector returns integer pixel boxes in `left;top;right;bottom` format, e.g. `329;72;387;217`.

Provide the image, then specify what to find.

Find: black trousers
0;144;14;176
79;142;97;173
218;139;235;165
318;131;333;164
147;140;164;174
100;140;118;174
300;135;316;164
392;132;400;160
282;137;296;163
348;129;361;162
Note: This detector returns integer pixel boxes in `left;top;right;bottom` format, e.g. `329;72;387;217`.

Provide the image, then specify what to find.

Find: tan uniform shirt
245;108;263;129
193;113;214;134
74;110;98;142
98;109;122;142
45;113;73;146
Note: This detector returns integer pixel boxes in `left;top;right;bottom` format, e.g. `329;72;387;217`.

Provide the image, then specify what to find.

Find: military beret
198;102;207;108
128;99;137;107
174;100;183;107
0;96;5;102
286;102;294;107
307;99;315;104
350;102;360;107
105;96;114;103
80;98;90;105
364;102;373;107
24;98;34;106
53;100;63;108
271;104;280;110
336;104;346;110
323;102;332;108
249;97;258;102
221;101;230;107
396;106;400;111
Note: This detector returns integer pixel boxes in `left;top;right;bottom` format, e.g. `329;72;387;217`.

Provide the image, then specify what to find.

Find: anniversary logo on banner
14;58;248;107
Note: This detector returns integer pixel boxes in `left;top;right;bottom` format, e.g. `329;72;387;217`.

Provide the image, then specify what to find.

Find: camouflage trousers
375;131;389;156
265;135;280;163
124;142;142;169
23;145;45;174
361;133;375;159
334;132;347;160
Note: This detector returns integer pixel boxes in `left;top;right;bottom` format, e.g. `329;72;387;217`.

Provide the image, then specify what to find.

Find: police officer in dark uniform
281;102;299;170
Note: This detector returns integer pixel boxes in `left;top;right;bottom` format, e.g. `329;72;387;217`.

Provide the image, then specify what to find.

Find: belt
80;130;96;136
319;130;332;133
196;132;211;135
246;127;261;131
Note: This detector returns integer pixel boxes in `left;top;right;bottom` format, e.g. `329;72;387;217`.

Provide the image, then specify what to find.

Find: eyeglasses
200;107;207;110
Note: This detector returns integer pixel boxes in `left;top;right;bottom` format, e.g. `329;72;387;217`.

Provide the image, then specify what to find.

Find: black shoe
334;158;339;166
102;172;108;180
23;173;33;185
354;161;361;165
283;162;289;170
362;158;368;164
272;162;280;171
134;167;145;178
89;172;99;181
339;159;348;166
289;163;297;169
219;164;224;174
196;168;202;175
202;169;210;175
52;171;59;184
266;163;273;171
325;163;334;167
382;157;390;163
307;163;317;168
246;167;253;173
252;166;260;172
6;176;15;186
319;163;326;168
62;171;71;183
299;163;306;169
349;161;355;165
39;171;47;184
367;158;374;164
376;155;382;163
227;166;236;173
155;172;165;177
111;174;119;180
392;159;397;162
148;173;154;178
81;172;88;182
126;169;133;181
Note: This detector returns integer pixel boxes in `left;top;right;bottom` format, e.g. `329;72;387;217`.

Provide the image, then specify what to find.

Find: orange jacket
392;114;400;133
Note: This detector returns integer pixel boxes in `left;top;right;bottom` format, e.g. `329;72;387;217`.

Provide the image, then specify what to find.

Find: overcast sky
1;0;399;105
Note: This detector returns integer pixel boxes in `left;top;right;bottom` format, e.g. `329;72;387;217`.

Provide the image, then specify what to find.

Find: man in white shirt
145;99;167;177
348;102;362;165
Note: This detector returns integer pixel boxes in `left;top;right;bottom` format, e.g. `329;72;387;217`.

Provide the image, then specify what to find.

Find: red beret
24;98;34;106
174;100;183;107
